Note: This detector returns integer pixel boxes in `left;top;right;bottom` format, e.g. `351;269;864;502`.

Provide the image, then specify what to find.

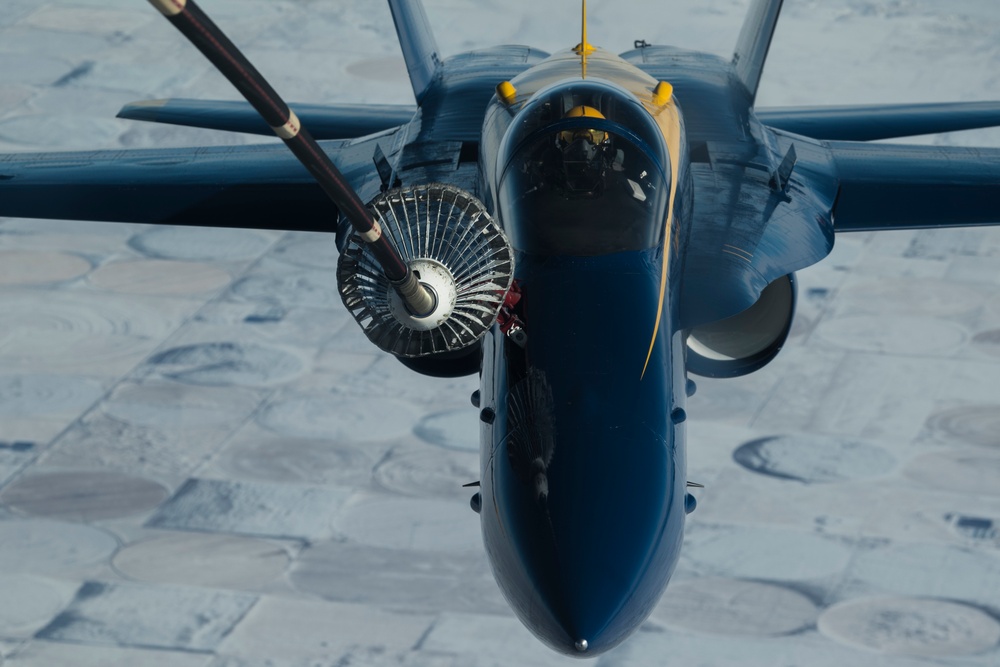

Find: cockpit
497;80;670;256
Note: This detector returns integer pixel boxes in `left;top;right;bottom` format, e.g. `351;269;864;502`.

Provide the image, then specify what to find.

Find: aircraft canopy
497;80;670;256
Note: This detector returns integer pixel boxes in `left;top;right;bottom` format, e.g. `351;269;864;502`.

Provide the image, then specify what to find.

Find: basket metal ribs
337;184;514;357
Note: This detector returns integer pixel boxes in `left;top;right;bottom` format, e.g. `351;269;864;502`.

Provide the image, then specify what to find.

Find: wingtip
116;98;169;119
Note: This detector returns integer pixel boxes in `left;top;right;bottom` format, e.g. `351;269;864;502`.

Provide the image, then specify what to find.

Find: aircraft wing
823;140;1000;232
117;99;416;140
0;134;392;231
0;0;547;231
758;102;1000;141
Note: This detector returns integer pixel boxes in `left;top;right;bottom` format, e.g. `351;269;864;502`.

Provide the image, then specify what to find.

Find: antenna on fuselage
573;0;595;78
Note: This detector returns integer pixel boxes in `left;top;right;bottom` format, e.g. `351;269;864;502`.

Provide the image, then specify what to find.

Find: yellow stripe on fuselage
640;97;681;379
496;47;683;380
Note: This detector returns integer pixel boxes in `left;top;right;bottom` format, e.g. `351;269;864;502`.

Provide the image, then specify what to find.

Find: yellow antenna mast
573;0;595;78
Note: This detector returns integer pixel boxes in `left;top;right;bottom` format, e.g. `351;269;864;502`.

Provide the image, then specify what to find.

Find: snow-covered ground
1;1;999;665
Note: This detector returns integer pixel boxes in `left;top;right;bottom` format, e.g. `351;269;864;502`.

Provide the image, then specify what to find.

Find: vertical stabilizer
732;0;784;103
387;0;441;105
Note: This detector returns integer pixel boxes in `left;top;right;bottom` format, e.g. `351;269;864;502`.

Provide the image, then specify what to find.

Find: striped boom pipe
146;0;434;315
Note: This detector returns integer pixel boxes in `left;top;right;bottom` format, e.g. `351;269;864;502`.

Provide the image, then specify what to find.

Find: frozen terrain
0;1;999;665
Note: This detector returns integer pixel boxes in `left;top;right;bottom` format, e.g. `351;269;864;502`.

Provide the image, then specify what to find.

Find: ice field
1;1;1000;664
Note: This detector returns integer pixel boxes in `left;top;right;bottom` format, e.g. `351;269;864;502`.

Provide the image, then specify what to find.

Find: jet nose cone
507;506;682;657
480;292;686;656
537;552;657;656
489;430;686;656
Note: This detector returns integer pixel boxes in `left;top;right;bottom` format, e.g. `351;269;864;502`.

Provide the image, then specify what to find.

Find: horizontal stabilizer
118;99;415;139
829;141;1000;232
759;101;1000;141
733;0;785;101
388;0;441;104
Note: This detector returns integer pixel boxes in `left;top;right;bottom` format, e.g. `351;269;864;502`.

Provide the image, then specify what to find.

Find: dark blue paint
3;0;1000;657
758;102;1000;141
684;493;697;514
479;251;685;654
827;140;1000;231
472;59;694;655
117;99;417;140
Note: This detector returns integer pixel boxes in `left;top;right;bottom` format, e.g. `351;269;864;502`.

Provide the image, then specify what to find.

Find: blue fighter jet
2;0;1000;656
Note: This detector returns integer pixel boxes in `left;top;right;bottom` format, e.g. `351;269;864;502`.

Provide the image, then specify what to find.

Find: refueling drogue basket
337;184;514;357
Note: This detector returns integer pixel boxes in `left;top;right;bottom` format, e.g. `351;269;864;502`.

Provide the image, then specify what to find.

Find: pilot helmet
558;105;609;147
557;105;609;193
